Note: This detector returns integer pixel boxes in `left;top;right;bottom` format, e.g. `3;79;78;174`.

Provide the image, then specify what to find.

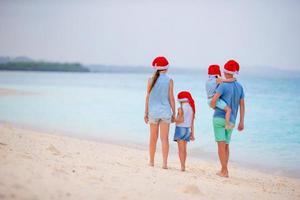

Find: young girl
144;56;175;169
173;91;195;171
206;64;235;129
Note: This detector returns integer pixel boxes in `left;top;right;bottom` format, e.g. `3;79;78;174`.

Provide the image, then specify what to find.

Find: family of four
144;56;245;178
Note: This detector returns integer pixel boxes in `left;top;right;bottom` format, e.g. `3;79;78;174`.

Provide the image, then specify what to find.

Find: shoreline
1;120;299;180
0;122;300;199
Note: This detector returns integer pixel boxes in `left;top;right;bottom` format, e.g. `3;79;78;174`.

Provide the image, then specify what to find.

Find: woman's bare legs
159;122;170;169
149;123;159;166
177;140;187;171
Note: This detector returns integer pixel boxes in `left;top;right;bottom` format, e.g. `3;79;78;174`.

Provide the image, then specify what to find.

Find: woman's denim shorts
148;117;171;124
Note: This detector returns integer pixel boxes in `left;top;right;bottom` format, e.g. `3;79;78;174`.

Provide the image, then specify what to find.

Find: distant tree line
0;61;90;72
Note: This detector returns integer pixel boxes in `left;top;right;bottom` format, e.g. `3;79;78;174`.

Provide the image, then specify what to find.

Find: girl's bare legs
177;140;187;171
149;123;159;166
159;122;170;169
224;106;234;130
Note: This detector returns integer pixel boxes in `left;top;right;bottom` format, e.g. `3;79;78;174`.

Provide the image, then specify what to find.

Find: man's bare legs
225;143;229;168
217;141;229;177
177;140;187;171
224;106;234;130
149;123;159;166
160;122;170;169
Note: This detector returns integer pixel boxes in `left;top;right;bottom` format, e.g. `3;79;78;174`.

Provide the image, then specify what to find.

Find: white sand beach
0;123;299;200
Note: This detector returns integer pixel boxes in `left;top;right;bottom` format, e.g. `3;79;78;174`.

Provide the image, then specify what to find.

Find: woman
144;56;175;169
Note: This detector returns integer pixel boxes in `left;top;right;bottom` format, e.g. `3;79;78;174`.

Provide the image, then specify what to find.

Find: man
210;60;245;178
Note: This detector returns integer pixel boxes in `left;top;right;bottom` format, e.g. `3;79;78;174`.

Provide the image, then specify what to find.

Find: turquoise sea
0;71;299;178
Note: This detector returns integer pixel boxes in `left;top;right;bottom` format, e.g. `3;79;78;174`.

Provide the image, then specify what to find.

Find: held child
205;65;236;129
173;91;195;171
144;56;176;169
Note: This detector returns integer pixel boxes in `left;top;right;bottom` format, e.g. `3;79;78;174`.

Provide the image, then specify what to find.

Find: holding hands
171;114;176;123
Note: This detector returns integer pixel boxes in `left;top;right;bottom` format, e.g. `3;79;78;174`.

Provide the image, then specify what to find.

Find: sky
0;0;300;70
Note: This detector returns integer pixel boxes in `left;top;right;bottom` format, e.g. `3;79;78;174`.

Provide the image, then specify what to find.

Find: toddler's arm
175;107;184;124
190;114;195;141
216;77;236;84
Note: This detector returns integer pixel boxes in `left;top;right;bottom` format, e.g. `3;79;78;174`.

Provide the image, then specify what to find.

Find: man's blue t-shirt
213;81;244;124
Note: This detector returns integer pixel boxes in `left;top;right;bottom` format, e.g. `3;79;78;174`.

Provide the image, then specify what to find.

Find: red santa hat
208;65;221;76
235;63;240;75
224;59;239;75
177;91;196;114
152;56;169;70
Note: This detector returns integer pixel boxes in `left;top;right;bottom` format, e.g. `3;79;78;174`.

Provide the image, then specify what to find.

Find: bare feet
225;123;234;130
162;164;168;169
148;162;154;167
181;166;185;172
216;171;229;178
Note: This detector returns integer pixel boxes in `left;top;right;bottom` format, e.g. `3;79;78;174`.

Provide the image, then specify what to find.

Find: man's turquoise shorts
213;117;233;144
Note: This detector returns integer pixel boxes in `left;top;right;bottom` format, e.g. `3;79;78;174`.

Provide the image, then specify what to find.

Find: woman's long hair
149;70;163;92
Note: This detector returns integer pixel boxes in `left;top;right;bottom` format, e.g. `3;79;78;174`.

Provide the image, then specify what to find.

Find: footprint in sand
86;166;94;170
46;144;61;155
21;154;32;160
0;142;7;150
180;185;202;195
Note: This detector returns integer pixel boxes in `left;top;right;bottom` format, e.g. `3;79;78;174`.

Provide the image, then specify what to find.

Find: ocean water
0;71;299;177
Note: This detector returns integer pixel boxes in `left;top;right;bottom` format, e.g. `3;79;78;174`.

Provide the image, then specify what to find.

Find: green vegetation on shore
0;61;90;72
